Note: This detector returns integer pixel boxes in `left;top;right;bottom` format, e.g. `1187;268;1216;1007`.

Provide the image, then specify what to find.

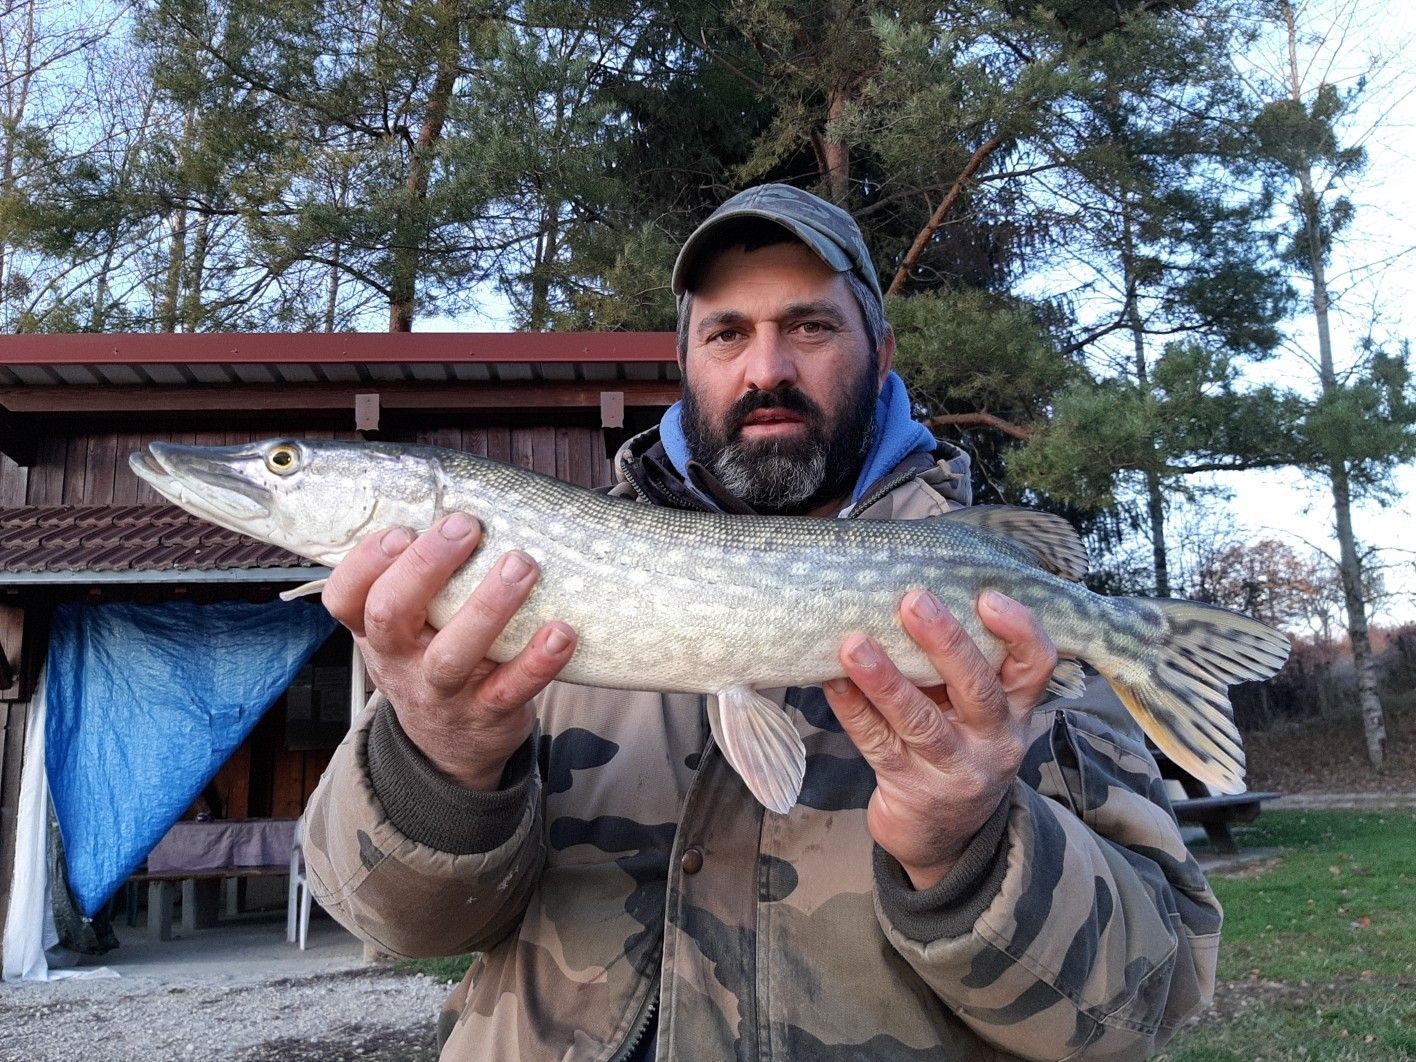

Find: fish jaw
129;439;437;567
131;443;278;539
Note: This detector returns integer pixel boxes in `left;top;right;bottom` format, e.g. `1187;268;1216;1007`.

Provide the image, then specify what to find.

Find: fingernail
545;626;572;654
981;590;1014;614
823;677;851;695
440;512;475;539
847;637;880;669
380;526;413;555
501;552;532;583
910;590;943;621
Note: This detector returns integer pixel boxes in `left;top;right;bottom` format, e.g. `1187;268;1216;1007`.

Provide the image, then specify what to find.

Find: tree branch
924;411;1031;440
887;132;1006;297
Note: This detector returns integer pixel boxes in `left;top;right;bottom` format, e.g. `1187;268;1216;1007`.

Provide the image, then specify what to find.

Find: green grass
400;951;477;984
394;811;1416;1057
1161;810;1416;1061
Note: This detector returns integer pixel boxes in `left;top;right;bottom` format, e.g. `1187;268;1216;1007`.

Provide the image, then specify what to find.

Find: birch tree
1246;0;1416;769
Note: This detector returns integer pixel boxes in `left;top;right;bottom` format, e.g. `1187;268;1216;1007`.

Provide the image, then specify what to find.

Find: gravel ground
2;948;450;1061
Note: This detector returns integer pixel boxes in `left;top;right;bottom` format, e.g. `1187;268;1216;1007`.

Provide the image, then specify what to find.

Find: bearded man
303;185;1220;1060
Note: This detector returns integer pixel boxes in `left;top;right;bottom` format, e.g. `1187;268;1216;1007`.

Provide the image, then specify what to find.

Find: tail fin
1100;600;1290;795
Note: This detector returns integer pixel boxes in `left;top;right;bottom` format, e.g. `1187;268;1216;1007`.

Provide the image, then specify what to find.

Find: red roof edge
0;332;678;366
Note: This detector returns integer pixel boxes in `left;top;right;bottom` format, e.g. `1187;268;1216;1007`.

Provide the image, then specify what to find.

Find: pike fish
130;438;1289;813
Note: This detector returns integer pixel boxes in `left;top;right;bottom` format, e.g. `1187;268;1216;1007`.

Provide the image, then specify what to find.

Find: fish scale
130;438;1291;813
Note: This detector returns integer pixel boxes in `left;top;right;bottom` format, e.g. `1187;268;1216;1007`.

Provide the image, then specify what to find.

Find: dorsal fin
942;505;1089;581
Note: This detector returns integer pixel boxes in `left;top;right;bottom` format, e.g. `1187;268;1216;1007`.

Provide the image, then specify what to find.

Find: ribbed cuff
874;789;1012;941
366;700;536;856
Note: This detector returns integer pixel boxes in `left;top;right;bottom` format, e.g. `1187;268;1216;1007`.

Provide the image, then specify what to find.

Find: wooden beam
0;380;682;415
0;331;677;366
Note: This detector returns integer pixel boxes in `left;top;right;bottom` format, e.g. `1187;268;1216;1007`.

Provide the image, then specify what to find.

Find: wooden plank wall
0;425;614;507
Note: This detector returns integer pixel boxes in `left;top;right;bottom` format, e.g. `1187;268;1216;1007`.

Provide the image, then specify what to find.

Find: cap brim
671;208;855;296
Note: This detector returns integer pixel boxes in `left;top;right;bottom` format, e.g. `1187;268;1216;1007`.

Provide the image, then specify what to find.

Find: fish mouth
129;443;274;530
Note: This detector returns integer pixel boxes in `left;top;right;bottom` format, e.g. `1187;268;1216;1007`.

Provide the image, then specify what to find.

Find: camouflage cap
671;184;883;306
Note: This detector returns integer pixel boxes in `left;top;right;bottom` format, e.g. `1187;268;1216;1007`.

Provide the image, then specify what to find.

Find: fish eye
266;445;300;475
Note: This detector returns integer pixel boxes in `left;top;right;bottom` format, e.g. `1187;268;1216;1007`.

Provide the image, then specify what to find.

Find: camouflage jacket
303;434;1221;1061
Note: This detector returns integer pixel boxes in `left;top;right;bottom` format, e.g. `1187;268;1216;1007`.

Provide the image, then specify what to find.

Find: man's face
680;241;894;515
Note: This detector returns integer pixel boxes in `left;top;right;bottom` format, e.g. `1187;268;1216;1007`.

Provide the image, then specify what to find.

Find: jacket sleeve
873;687;1222;1061
301;693;546;960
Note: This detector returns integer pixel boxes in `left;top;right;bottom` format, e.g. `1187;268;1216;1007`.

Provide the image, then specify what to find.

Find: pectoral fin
278;578;329;602
1046;659;1087;699
707;686;806;814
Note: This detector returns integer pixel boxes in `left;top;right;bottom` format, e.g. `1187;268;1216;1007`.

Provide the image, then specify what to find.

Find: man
303;185;1220;1060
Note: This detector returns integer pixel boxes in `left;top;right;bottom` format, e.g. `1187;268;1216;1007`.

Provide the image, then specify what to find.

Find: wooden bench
1151;747;1279;854
1171;792;1280;854
127;865;290;941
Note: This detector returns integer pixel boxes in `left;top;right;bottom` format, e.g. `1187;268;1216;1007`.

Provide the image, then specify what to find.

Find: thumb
978;591;1056;713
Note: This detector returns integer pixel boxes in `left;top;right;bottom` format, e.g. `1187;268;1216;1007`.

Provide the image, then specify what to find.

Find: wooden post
148;881;174;942
350;641;369;723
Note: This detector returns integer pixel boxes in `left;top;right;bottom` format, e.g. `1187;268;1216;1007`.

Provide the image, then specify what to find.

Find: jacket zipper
610;990;657;1062
849;466;922;517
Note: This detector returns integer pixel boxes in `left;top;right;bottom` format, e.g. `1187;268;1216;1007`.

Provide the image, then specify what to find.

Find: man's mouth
739;409;805;434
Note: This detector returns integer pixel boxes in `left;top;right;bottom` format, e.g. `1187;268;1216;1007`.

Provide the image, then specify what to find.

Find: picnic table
1154;752;1279;854
130;818;297;941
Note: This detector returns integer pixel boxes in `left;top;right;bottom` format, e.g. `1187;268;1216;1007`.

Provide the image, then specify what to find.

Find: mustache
726;387;824;433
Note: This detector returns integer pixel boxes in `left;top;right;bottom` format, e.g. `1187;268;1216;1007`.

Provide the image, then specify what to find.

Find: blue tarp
45;599;338;916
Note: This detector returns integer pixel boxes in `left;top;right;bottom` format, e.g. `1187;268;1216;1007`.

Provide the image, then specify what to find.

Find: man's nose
742;328;799;392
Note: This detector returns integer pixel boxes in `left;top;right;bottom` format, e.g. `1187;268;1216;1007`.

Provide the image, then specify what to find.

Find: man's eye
797;321;832;335
712;329;741;343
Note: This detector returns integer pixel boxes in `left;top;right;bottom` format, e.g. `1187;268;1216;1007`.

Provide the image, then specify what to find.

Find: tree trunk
0;0;39;329
161;204;187;332
325;245;341;333
821;88;849;204
389;0;460;332
183;211;210;331
1121;201;1169;596
528;196;557;331
1282;0;1385;768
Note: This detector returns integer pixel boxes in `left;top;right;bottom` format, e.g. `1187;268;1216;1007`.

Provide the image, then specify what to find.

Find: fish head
130;439;441;566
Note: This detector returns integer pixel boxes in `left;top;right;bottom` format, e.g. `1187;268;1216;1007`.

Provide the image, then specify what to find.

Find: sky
420;0;1416;627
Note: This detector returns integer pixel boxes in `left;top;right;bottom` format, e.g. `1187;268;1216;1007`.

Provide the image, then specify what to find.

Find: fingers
898;590;1010;732
362;514;482;650
420;550;541;692
977;590;1057;715
823;675;907;771
837;635;950;749
474;622;578;715
322;525;416;637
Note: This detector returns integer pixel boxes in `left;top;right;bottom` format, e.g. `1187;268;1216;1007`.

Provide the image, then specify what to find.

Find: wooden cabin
0;332;680;938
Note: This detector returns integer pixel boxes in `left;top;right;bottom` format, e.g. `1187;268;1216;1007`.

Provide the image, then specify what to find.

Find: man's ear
877;326;896;388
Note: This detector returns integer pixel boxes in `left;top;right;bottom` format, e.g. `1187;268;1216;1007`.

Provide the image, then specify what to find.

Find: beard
680;358;879;516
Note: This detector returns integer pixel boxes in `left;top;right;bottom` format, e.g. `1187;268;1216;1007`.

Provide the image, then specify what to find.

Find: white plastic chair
286;815;312;949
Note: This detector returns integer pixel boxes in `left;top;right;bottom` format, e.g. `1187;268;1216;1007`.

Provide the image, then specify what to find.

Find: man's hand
322;512;577;791
823;589;1056;891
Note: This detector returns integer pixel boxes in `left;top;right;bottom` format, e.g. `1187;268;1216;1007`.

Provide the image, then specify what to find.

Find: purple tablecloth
146;818;297;873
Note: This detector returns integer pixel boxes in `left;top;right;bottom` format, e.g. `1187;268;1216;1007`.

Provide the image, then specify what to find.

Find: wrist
408;729;517;792
899;853;961;892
